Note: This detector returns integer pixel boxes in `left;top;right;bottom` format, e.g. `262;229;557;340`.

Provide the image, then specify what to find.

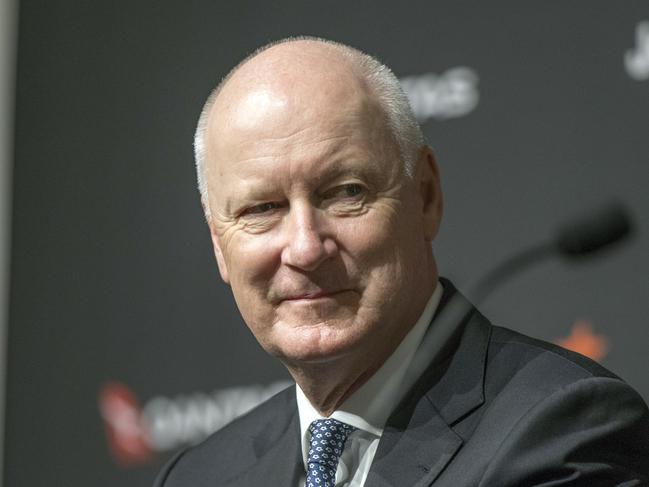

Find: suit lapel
366;283;491;486
364;393;463;487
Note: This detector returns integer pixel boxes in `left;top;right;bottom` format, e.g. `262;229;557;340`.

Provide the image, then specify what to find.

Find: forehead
215;90;387;157
209;63;378;145
208;83;397;175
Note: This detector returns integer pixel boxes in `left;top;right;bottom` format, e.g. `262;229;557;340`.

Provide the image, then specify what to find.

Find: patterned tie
306;418;356;487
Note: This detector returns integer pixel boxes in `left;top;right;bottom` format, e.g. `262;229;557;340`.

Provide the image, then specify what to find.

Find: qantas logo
99;380;290;466
99;382;152;466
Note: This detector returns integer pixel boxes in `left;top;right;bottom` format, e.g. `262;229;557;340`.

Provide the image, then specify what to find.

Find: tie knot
308;418;356;442
306;419;356;487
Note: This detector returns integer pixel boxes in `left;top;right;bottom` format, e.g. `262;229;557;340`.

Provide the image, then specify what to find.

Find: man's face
204;71;440;367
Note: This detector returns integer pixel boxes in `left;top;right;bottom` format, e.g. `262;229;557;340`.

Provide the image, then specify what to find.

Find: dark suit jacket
154;283;649;486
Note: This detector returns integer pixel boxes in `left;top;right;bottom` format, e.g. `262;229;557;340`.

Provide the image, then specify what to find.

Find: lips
281;289;347;301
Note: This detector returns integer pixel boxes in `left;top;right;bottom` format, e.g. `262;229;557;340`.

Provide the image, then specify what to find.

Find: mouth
281;290;349;302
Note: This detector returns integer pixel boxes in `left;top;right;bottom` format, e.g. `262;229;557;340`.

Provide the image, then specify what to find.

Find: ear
204;201;230;284
416;145;443;241
209;225;230;284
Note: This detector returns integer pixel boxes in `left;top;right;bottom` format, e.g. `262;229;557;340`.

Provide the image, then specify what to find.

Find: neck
286;351;386;416
284;299;429;416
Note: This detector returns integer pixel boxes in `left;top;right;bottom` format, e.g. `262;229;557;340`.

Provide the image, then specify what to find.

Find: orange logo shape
556;320;609;362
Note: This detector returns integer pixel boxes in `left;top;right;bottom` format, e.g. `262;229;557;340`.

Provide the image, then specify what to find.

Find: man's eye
343;184;364;197
242;202;280;215
326;183;365;200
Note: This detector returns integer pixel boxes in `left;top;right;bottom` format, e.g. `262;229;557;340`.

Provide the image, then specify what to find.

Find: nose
281;201;337;271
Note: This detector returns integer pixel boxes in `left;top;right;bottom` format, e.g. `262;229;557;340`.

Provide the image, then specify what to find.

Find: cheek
337;212;404;275
339;208;421;291
223;232;281;287
221;234;282;330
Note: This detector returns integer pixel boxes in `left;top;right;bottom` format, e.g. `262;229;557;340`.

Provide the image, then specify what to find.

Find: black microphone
471;202;634;304
421;203;635;366
555;203;632;257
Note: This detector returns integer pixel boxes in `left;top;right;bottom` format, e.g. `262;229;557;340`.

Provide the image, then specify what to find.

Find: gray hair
194;36;424;220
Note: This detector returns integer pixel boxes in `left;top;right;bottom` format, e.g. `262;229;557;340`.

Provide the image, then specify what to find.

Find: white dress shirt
296;282;444;486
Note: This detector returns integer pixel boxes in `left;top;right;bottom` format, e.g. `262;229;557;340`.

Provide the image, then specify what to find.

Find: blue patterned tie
306;418;356;487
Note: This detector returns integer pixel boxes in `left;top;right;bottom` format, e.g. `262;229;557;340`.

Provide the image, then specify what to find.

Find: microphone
472;202;634;304
555;203;632;257
419;203;635;368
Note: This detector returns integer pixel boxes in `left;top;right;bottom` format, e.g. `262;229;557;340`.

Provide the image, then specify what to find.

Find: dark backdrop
5;1;649;485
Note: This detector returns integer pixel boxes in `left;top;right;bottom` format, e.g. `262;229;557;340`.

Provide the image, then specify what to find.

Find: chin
266;318;366;365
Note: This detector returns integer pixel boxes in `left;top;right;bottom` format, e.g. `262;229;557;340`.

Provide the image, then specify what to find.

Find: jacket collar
365;280;491;486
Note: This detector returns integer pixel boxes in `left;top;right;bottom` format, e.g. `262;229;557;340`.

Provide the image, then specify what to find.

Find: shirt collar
296;281;443;467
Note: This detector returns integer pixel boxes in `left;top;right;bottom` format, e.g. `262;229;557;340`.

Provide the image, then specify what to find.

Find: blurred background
1;1;648;485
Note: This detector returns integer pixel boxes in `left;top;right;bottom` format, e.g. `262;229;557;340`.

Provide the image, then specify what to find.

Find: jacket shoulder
477;326;649;482
487;324;620;389
438;320;649;483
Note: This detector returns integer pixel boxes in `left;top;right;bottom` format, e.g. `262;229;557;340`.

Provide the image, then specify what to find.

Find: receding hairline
195;36;424;221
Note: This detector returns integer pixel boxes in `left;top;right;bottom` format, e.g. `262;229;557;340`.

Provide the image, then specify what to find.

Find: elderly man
155;38;649;486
